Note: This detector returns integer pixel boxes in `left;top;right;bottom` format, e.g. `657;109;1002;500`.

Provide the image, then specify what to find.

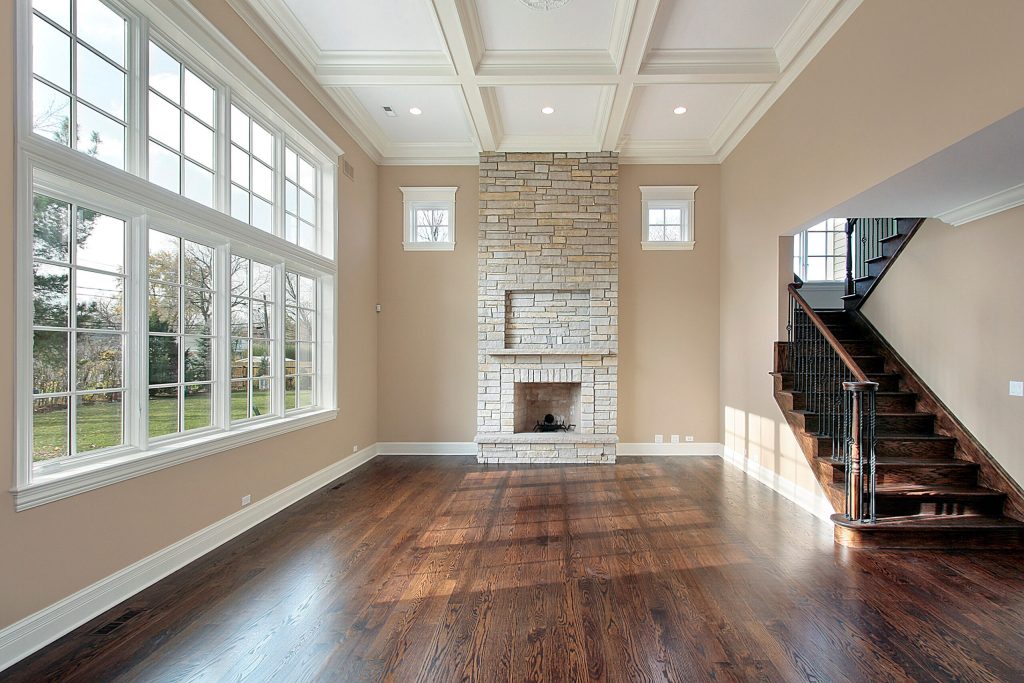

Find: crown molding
707;83;770;154
323;87;390;162
317;50;455;81
232;0;321;67
936;182;1024;227
640;48;779;82
775;0;845;70
609;0;640;70
618;138;718;164
477;50;617;77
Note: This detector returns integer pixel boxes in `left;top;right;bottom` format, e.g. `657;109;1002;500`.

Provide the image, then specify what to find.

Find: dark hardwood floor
8;456;1024;682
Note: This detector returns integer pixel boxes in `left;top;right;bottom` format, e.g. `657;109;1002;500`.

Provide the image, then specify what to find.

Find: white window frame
640;185;697;251
401;186;457;251
14;0;341;511
794;218;847;282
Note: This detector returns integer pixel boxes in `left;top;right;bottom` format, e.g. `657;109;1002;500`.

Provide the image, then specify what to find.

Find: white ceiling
230;0;861;164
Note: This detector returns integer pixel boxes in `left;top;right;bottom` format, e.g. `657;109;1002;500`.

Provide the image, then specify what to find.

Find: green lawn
33;389;310;463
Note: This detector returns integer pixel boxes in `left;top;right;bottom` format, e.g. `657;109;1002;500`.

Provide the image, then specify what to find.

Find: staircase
775;217;1024;549
774;309;1024;548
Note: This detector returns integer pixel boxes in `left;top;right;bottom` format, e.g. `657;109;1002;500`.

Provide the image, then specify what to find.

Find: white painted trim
376;442;477;456
0;444;379;674
400;186;458;251
936;182;1024;227
641;241;695;251
720;446;835;521
617;442;724;456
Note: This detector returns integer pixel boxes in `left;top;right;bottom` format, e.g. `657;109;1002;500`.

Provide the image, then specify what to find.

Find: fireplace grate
534;414;575;433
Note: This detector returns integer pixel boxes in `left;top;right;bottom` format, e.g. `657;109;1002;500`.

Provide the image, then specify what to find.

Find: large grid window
19;0;338;508
147;41;217;207
285;272;317;411
31;193;127;463
147;230;216;439
230;105;275;233
231;256;276;421
284;146;317;250
31;0;129;169
794;218;847;281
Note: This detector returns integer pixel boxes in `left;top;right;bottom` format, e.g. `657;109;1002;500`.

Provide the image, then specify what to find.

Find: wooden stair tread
871;484;1005;498
816;456;975;468
875;434;955;442
831;514;1024;530
865;255;888;264
878;233;905;243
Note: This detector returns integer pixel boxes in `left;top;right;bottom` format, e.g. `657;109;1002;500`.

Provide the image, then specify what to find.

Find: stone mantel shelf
488;347;616;357
475;433;619;444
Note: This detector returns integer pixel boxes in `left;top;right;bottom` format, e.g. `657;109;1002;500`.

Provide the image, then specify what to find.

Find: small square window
400;187;457;251
640;186;697;251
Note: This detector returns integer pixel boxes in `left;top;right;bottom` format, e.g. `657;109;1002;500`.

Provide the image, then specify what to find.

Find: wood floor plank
6;456;1024;682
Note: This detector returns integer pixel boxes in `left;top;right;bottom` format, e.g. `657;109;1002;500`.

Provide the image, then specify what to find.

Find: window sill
641;240;695;251
11;408;338;511
403;241;456;251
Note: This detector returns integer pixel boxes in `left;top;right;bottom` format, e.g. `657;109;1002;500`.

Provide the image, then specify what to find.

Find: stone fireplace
475;152;618;463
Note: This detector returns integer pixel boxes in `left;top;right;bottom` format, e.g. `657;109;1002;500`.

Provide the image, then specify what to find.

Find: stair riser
876;498;1004;517
877;414;935;435
837;340;877;355
835;525;1024;550
876;394;917;412
876;439;956;459
867;375;901;391
816;438;957;460
831;465;978;487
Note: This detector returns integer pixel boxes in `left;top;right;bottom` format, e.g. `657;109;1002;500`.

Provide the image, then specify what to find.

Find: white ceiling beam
601;0;662;150
430;0;496;151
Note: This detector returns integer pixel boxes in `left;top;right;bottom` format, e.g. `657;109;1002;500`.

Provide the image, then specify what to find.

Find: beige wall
377;166;479;442
862;214;1024;486
376;163;722;444
719;0;1024;497
0;0;379;630
619;165;720;443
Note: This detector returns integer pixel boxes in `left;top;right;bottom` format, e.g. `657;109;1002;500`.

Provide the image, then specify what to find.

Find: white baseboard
376;441;476;456
617;442;724;456
0;444;379;674
720;446;835;521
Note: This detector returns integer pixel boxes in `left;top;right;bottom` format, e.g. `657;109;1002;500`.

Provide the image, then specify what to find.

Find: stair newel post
844;381;879;523
844;219;856;296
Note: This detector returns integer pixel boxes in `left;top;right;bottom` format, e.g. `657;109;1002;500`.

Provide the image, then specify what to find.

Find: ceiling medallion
518;0;572;11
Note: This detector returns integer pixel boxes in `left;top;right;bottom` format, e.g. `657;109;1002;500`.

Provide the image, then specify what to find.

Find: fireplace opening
514;382;581;433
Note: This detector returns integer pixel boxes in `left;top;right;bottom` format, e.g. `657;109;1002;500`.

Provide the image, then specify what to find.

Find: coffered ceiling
229;0;861;164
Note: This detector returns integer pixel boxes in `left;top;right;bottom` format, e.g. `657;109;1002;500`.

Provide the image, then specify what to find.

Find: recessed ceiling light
673;106;687;115
542;106;555;115
409;107;422;116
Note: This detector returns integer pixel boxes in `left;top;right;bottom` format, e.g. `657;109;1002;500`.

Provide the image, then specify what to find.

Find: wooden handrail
788;282;871;383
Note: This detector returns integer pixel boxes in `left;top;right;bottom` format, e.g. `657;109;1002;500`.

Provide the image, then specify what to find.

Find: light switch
670;435;680;444
654;434;664;444
1010;381;1024;397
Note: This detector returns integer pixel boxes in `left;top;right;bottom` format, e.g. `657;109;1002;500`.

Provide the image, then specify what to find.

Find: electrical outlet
685;435;695;443
353;445;358;453
654;434;664;444
1010;381;1024;397
670;435;680;444
241;494;251;507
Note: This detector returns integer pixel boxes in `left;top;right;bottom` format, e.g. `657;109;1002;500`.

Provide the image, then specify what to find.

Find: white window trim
401;186;457;251
14;0;341;510
640;185;697;251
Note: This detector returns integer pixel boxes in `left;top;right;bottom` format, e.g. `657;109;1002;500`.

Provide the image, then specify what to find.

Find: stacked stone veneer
475;151;618;464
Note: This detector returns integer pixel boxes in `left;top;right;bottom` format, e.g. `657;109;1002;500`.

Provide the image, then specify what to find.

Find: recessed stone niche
476;151;619;464
514;382;581;433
